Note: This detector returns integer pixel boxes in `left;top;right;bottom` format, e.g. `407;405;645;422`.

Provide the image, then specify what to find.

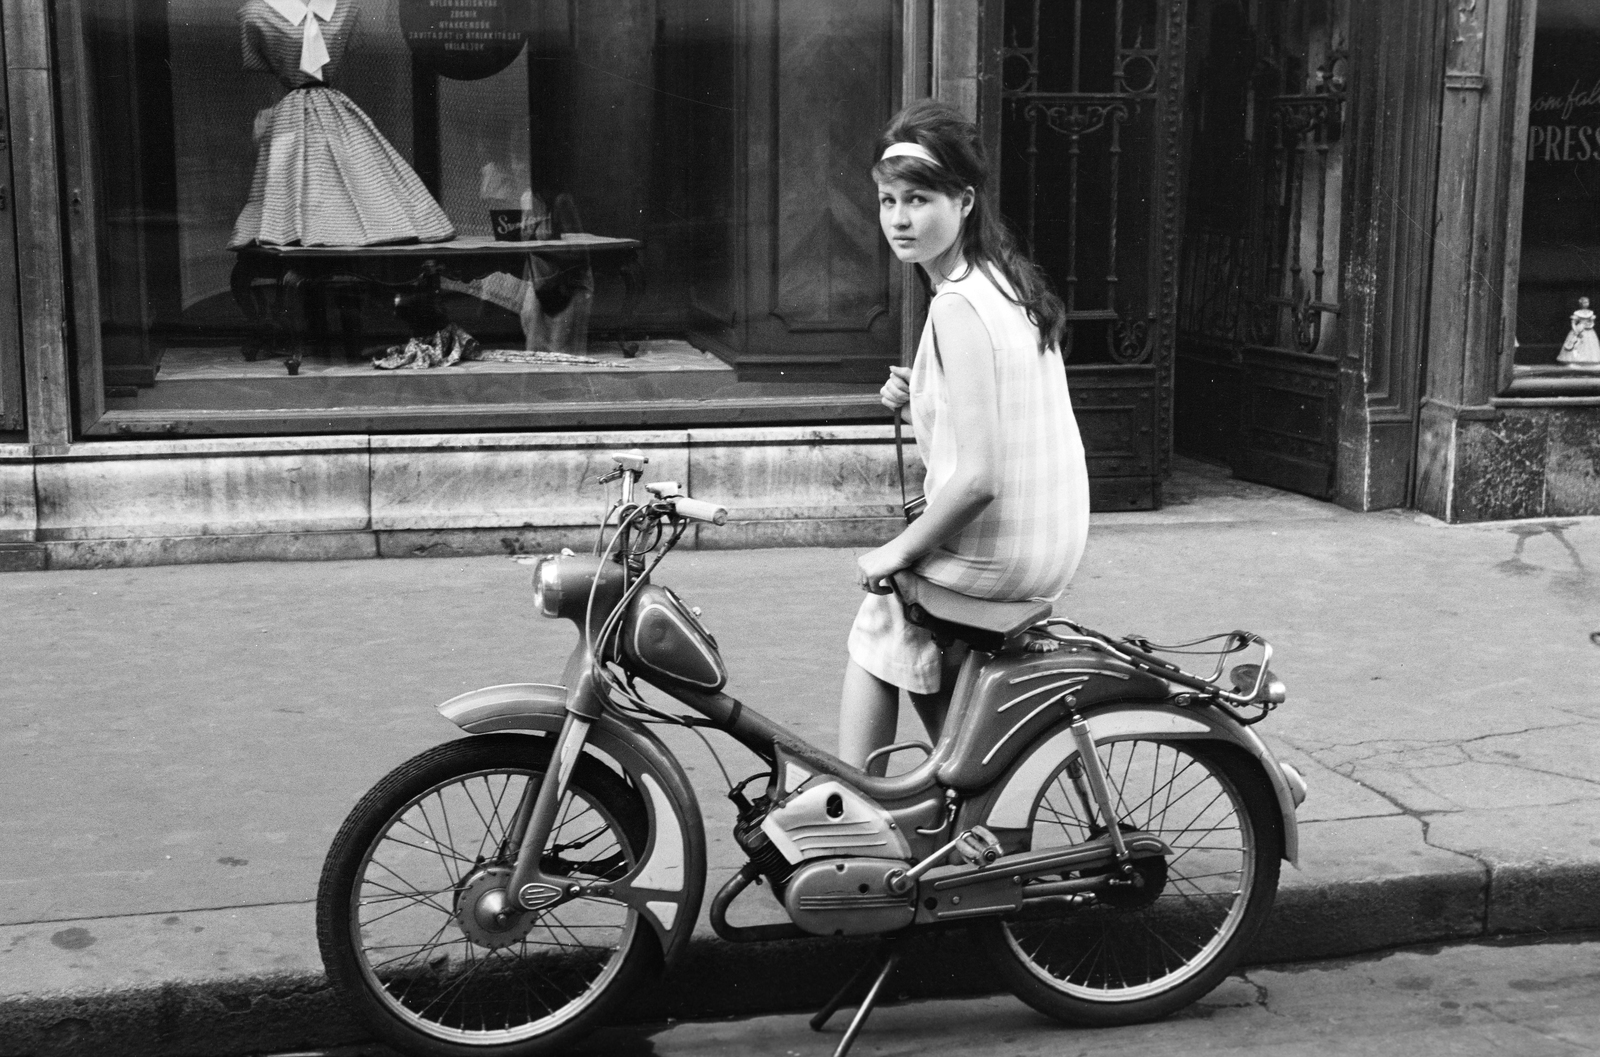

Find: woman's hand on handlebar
857;543;910;595
879;366;911;410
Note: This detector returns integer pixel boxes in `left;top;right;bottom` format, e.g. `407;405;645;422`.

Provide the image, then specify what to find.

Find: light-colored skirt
847;591;943;695
230;87;455;248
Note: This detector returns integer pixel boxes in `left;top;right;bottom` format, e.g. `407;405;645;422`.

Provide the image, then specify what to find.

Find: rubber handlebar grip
673;497;728;525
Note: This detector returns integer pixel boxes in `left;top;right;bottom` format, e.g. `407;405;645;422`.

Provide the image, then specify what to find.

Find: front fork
504;711;595;911
504;457;647;911
502;646;612;912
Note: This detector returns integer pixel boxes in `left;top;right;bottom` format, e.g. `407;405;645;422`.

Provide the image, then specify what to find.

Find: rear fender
962;702;1302;864
437;684;708;967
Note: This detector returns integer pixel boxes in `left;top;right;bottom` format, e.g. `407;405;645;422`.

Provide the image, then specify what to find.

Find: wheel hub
1099;853;1167;910
454;867;538;949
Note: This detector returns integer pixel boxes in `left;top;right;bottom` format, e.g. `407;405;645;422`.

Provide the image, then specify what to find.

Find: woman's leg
907;642;968;745
839;660;900;776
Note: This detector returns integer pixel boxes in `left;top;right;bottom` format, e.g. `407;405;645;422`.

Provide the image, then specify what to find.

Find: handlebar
603;453;728;527
670;497;728;525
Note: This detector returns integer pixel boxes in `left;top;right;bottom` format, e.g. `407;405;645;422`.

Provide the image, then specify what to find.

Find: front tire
316;734;659;1057
977;737;1281;1026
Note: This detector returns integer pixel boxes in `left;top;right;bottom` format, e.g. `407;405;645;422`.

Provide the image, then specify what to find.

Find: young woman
840;99;1090;774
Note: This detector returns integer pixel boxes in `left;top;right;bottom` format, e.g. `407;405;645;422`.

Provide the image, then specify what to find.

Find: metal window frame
1496;0;1600;402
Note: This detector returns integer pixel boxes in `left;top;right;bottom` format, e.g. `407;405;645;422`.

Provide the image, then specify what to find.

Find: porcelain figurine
1558;296;1600;366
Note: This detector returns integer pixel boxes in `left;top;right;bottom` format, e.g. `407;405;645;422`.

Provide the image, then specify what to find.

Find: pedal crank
884;824;1002;896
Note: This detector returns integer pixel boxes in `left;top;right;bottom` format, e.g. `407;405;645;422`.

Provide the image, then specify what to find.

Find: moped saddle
892;573;1051;647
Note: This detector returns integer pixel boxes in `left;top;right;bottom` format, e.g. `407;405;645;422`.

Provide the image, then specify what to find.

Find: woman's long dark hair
872;99;1066;353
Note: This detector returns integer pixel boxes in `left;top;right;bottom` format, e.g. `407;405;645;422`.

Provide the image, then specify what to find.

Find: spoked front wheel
316;734;658;1057
977;737;1282;1026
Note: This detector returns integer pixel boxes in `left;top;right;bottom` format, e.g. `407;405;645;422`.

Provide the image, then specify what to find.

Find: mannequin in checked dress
229;0;454;247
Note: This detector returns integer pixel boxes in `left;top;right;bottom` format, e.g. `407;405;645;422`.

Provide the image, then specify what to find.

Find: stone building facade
0;0;1594;572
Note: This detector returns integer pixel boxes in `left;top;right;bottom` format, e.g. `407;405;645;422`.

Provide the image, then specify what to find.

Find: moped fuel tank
620;584;727;692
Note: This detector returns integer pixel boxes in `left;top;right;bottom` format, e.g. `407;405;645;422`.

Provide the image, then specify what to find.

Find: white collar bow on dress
264;0;338;81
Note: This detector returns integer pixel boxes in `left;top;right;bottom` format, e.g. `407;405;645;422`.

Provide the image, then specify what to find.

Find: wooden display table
229;235;644;374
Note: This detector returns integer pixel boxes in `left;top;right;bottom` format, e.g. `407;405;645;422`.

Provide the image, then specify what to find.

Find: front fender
436;684;708;967
968;702;1303;864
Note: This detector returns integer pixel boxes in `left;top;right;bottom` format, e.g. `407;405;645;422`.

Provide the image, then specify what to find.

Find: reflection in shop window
86;0;760;414
1516;0;1600;377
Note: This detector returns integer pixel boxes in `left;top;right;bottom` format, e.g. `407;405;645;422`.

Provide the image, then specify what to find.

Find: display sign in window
1515;0;1600;377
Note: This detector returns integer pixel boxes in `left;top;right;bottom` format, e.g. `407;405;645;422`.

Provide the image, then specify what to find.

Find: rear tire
977;737;1281;1026
316;734;659;1057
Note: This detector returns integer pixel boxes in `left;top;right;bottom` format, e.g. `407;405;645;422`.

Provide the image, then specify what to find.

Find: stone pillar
4;0;74;450
1414;0;1525;519
1332;0;1450;512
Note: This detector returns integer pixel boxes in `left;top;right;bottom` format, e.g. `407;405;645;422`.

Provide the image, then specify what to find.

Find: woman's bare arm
858;292;1000;588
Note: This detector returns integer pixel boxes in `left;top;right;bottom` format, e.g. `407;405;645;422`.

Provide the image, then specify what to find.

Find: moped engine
733;794;796;897
784;858;916;936
759;779;912;862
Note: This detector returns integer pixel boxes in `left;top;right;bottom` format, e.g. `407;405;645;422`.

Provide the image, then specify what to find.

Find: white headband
880;141;942;168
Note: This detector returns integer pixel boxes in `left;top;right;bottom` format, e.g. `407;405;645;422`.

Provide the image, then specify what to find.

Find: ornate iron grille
1000;0;1172;364
1179;35;1346;357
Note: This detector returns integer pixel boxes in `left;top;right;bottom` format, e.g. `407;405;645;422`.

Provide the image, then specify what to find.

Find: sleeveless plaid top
910;264;1089;602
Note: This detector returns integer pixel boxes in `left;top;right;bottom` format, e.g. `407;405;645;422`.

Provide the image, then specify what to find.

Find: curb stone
4;865;1599;1057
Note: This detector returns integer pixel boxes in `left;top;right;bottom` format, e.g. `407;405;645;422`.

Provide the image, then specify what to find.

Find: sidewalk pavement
2;462;1598;1056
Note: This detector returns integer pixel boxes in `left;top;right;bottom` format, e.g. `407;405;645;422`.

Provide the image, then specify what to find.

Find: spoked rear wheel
316;734;658;1057
977;737;1281;1026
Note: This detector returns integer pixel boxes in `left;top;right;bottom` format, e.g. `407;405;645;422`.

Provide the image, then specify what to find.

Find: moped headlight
532;557;563;618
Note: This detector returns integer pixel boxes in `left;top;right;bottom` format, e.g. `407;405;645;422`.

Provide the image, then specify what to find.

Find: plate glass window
1515;0;1600;379
75;0;897;431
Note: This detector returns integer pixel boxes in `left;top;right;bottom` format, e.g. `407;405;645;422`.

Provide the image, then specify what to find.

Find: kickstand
808;937;903;1057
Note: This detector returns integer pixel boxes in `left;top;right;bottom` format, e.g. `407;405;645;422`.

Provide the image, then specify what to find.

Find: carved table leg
616;245;646;357
336;280;365;361
392;260;449;337
230;253;282;363
281;267;307;375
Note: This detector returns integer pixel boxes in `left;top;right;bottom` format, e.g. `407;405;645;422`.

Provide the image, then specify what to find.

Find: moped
316;449;1307;1057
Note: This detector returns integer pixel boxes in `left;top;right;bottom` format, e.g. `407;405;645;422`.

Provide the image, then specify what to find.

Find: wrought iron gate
998;0;1186;511
1175;0;1347;498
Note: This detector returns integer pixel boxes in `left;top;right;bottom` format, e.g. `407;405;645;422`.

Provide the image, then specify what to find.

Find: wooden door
682;0;903;383
1175;0;1346;499
996;0;1188;511
654;0;743;343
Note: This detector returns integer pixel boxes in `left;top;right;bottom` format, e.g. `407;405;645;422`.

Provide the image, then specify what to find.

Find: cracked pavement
1085;499;1600;952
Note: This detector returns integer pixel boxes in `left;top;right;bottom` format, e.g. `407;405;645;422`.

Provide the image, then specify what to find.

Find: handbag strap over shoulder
893;319;939;520
894;409;910;514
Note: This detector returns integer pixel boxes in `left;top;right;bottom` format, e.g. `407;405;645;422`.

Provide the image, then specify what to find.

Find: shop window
1513;0;1600;390
69;0;898;433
